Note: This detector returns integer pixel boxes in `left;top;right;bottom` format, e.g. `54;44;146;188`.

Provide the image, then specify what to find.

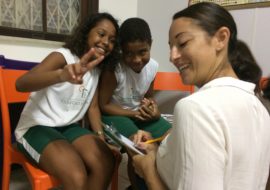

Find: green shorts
17;123;93;164
102;115;171;138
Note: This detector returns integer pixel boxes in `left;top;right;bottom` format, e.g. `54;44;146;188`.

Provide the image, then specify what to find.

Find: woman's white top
15;48;100;143
157;77;270;190
111;58;158;110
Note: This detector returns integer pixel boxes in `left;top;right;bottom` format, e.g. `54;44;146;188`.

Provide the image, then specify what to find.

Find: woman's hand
132;149;168;190
59;48;104;84
132;130;158;154
132;130;152;145
132;150;157;178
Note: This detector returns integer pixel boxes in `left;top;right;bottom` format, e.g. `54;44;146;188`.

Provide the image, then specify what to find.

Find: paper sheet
118;133;145;155
102;123;145;155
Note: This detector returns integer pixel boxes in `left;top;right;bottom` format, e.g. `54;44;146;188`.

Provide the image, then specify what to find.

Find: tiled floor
9;153;131;190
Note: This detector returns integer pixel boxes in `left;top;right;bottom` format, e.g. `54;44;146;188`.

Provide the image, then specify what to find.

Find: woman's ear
214;26;230;51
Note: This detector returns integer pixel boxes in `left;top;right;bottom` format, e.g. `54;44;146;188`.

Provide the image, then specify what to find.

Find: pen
144;136;165;144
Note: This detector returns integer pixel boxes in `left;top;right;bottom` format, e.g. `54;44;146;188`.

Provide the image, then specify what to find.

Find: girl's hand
107;143;122;157
59;48;104;84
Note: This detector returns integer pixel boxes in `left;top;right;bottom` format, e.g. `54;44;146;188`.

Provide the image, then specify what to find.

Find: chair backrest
0;55;37;70
153;72;194;93
0;67;30;147
153;72;194;114
0;55;36;127
0;56;36;186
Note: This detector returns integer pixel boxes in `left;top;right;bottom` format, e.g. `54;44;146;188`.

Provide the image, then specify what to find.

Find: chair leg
111;153;121;190
2;163;11;190
32;179;42;190
111;166;119;190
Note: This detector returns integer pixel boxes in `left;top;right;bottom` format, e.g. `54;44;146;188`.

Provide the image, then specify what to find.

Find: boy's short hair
119;17;152;46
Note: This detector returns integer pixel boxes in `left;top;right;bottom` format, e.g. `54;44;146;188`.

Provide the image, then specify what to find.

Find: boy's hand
136;99;161;121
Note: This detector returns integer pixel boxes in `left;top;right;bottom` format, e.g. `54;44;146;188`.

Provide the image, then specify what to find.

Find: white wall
137;1;270;75
137;0;188;72
0;1;269;76
0;36;62;62
99;0;137;24
0;0;137;63
230;7;270;76
100;0;188;72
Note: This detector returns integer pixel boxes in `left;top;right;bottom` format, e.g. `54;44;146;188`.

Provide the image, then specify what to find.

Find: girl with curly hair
15;12;120;190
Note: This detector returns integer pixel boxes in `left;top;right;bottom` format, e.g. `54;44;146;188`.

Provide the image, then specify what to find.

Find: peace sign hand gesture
60;48;104;84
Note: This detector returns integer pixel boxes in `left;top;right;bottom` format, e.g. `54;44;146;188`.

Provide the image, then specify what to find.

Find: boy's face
122;40;151;73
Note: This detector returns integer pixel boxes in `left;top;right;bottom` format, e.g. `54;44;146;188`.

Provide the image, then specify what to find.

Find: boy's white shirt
111;58;158;110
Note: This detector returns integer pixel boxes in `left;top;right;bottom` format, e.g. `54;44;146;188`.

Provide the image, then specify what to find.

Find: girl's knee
71;170;87;185
98;146;115;168
60;168;88;189
88;137;115;166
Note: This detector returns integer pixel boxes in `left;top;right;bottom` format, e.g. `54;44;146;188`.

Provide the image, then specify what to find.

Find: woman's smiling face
169;17;219;87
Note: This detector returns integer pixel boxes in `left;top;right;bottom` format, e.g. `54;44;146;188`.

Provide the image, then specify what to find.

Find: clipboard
102;123;145;155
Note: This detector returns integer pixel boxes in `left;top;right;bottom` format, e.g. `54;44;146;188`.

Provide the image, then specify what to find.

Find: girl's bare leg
39;139;88;190
72;134;115;190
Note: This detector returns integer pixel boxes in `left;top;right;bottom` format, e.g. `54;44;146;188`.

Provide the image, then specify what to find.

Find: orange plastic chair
154;72;194;93
0;67;61;190
0;67;120;190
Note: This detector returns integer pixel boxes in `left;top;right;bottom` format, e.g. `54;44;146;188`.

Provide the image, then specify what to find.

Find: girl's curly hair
63;12;120;70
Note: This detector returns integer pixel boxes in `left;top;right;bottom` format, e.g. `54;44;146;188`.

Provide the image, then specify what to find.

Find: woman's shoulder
257;94;270;115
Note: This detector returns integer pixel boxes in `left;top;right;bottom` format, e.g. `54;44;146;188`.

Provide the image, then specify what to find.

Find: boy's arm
144;80;154;99
98;69;140;118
